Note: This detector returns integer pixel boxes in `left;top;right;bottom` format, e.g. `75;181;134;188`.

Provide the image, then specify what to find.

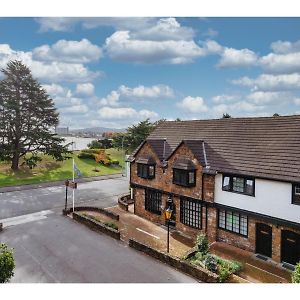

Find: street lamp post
64;179;69;211
164;207;173;253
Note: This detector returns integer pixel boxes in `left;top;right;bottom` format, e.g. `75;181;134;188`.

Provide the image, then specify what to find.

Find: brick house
129;115;300;267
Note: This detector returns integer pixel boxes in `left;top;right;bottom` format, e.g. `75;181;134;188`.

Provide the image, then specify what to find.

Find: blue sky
0;17;300;129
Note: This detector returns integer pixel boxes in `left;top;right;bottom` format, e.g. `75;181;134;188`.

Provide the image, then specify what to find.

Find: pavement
0;173;123;193
210;242;292;283
0;177;197;283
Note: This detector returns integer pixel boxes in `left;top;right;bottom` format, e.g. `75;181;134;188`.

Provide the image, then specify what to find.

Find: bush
215;256;242;274
111;160;120;166
218;266;231;283
196;234;209;255
0;243;15;283
204;254;218;273
292;262;300;283
103;222;118;230
82;149;104;155
77;152;96;160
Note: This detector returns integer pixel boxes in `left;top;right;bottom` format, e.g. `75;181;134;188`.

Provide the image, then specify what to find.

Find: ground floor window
218;208;248;237
145;188;162;215
180;197;202;229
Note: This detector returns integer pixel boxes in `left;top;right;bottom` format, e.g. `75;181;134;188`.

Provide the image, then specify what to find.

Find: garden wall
118;193;134;211
63;206;119;220
73;212;120;240
129;239;219;283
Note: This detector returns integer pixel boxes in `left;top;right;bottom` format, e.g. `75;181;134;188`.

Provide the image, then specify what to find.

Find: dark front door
281;230;300;265
256;223;272;258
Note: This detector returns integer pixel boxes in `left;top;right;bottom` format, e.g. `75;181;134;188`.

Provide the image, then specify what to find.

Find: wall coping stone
63;206;119;220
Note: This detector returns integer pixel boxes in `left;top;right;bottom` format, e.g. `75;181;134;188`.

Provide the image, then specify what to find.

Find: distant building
55;127;69;136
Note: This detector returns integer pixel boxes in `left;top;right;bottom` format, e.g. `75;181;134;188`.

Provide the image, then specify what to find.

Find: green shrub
218;266;231;283
215;256;242;274
103;222;118;230
196;234;209;255
111;160;120;166
204;254;218;273
82;149;104;154
292;262;300;283
77;152;95;160
0;243;15;283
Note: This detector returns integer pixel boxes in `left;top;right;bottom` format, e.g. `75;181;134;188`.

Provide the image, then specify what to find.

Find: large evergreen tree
0;60;70;170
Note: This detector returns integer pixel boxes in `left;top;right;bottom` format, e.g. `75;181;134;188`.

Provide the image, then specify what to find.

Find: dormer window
173;158;196;187
292;184;300;205
136;156;156;179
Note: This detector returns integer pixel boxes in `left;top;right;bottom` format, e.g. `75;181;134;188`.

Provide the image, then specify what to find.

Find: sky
0;17;300;129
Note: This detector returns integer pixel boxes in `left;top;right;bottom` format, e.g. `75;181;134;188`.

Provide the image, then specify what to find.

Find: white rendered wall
214;174;300;224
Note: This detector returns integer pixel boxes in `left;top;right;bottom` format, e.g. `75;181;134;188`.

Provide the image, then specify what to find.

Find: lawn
0;148;125;188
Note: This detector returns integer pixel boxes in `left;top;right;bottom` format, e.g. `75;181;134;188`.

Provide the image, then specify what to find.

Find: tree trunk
11;153;20;171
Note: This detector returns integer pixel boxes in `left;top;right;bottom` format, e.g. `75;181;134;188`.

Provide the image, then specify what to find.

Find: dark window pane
180;197;201;229
245;179;254;195
233;177;244;193
226;211;233;231
222;176;230;191
145;189;161;215
219;210;226;229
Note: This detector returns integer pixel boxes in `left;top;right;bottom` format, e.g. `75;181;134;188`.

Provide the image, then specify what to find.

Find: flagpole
72;140;75;214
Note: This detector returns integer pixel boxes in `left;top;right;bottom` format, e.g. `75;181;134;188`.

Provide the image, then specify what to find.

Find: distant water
61;136;96;150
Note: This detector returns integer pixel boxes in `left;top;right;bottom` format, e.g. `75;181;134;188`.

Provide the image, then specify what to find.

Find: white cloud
218;48;258;68
259;52;300;74
131;18;195;41
246;91;291;104
33;39;102;63
75;83;95;97
0;43;101;83
104;30;205;64
98;106;158;120
212;94;239;103
100;90;120;107
36;17;156;32
271;40;300;54
177;96;208;113
62;104;89;114
99;84;174;106
294;98;300;106
42;83;69;97
212;101;264;116
232;73;300;91
118;84;174;98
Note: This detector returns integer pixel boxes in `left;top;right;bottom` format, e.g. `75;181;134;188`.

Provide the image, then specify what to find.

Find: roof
136;155;156;165
146;115;300;183
133;139;172;162
173;158;197;170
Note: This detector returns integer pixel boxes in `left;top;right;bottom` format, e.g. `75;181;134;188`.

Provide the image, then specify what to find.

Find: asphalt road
0;177;197;283
0;176;129;219
0;213;196;283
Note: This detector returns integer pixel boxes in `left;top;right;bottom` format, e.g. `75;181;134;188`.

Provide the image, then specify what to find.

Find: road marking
0;210;53;228
245;263;287;281
136;228;160;239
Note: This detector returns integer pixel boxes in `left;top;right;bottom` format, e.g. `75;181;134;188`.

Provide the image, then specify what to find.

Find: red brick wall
131;142;211;200
217;215;300;262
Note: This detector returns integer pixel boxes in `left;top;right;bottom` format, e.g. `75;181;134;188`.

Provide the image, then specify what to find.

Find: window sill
218;227;248;238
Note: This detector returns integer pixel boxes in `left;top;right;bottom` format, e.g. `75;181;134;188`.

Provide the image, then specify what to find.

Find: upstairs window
222;174;255;196
173;169;196;187
136;156;156;179
172;158;196;187
137;163;155;179
292;184;300;205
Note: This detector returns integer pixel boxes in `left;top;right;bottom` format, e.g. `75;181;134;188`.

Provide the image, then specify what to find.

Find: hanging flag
73;161;82;177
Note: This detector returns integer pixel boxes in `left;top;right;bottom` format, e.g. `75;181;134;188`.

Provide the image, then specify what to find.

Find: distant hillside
70;127;125;134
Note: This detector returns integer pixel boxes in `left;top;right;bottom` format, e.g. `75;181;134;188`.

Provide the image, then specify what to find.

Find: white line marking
0;210;53;228
136;228;160;239
245;263;287;281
